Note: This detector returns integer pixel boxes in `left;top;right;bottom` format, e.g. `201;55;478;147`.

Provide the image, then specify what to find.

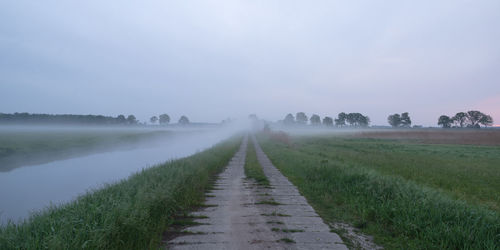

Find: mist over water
0;125;245;224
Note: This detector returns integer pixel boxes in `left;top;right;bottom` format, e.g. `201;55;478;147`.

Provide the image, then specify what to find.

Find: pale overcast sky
1;0;499;125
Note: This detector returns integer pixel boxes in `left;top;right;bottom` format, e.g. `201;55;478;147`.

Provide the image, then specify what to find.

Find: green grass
294;135;500;212
244;139;270;186
0;128;174;172
281;229;304;233
261;212;291;217
0;136;241;249
258;133;500;249
255;200;282;205
277;237;295;243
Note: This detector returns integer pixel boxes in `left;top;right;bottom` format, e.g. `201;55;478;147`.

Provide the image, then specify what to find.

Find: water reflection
0;128;238;224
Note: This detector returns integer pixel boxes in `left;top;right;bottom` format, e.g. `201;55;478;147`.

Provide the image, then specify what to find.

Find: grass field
258;130;500;249
244;139;270;187
0;136;241;249
0;127;173;171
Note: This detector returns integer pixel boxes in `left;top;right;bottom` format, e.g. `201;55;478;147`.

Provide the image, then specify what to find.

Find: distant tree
150;116;158;124
159;114;170;125
438;115;452;128
346;113;370;127
466;110;493;128
452;112;467;128
335;112;347;127
388;112;411;128
346;113;356;126
296;112;308;125
387;114;401;127
400;112;412;127
178;115;190;125
283;113;295;125
248;114;258;121
441;110;492;129
116;115;126;124
310;114;321;126
478;114;493;127
357;114;370;127
127;115;138;125
322;116;333;126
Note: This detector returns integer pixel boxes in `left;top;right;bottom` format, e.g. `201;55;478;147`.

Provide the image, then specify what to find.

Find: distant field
0;127;173;171
349;129;500;146
259;130;500;249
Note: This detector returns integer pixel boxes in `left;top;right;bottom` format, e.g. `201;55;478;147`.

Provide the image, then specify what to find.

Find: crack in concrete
165;135;347;250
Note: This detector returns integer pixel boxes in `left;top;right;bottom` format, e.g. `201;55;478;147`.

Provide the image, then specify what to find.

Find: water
0;128;238;224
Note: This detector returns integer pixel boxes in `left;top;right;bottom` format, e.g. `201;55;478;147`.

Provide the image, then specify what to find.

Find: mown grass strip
244;139;270;187
258;134;500;249
0;136;241;250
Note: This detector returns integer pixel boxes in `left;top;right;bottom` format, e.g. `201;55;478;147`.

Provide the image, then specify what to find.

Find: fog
0;124;246;224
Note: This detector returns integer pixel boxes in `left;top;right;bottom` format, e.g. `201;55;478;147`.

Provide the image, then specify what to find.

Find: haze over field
1;0;499;125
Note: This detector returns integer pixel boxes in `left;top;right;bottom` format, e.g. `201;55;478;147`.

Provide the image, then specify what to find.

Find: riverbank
0;136;241;249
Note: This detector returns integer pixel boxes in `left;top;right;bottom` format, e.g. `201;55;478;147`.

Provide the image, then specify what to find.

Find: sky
1;0;499;126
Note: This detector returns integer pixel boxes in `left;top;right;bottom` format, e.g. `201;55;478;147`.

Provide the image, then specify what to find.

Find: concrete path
166;135;347;250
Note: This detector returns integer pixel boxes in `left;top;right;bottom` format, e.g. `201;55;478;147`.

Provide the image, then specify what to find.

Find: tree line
438;111;493;128
282;112;370;127
0;113;139;125
0;112;192;126
279;110;493;129
149;114;190;125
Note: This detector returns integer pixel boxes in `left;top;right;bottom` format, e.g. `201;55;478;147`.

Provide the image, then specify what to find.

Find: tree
359;114;370;127
346;113;369;127
438;115;452;128
310;114;321;126
323;116;333;126
150;116;158;124
159;114;170;125
335;112;347;127
452;112;467;128
479;114;493;127
401;112;412;127
387;114;401;127
466;110;493;128
283;113;295;125
126;115;137;125
296;112;308;125
346;113;357;126
116;115;126;124
440;110;492;129
388;112;411;128
178;115;190;125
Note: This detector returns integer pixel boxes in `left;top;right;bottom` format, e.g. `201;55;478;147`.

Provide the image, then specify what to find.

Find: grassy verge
244;138;270;187
0;136;241;249
258;134;500;249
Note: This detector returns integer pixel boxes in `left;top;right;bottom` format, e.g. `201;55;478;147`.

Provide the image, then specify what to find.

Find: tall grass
244;138;270;186
0;136;241;249
258;134;500;249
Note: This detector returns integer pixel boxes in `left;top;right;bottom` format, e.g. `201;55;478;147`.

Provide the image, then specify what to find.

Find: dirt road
166;135;347;249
